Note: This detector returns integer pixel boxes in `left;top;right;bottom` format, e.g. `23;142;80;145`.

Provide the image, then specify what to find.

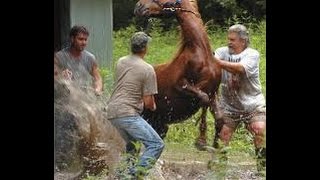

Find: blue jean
110;115;165;175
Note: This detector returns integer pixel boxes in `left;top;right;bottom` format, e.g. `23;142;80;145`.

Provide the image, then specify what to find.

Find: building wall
70;0;113;67
54;0;70;52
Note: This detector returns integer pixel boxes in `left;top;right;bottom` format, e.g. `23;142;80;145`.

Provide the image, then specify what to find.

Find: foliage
112;0;137;30
111;24;138;65
99;68;114;97
199;0;265;28
113;0;266;30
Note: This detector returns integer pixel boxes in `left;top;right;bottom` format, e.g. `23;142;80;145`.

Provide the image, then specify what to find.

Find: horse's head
134;0;184;17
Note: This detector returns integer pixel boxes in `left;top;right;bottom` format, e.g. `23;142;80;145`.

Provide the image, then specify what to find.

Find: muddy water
54;79;125;179
145;143;265;180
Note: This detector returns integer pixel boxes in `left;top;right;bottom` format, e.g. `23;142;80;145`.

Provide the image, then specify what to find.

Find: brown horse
134;0;222;148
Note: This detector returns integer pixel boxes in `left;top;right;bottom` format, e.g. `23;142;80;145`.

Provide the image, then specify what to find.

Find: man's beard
77;45;85;51
228;47;235;54
71;44;85;51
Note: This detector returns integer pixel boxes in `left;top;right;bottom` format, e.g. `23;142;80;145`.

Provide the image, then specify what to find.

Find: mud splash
54;79;125;179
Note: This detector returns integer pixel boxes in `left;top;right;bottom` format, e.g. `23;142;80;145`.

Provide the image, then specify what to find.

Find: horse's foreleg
175;78;210;105
195;107;208;151
209;93;224;148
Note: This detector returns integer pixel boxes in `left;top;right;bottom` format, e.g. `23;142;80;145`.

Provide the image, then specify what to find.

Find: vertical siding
70;0;113;68
54;0;70;52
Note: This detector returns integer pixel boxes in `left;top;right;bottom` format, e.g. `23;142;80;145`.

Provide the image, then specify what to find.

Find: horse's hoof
194;139;207;151
199;92;210;105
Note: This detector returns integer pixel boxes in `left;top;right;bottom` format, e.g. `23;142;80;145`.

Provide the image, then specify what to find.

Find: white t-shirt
215;47;265;114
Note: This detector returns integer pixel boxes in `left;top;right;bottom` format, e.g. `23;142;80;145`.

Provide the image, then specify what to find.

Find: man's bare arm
216;58;245;74
143;95;156;111
91;62;103;94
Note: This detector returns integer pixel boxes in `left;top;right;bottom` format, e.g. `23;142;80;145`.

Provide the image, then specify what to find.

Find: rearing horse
134;0;222;148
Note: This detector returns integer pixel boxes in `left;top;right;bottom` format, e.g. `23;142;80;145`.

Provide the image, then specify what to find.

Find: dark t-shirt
55;47;96;88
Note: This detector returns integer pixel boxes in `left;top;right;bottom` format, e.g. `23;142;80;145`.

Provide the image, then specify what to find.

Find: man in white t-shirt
214;24;266;174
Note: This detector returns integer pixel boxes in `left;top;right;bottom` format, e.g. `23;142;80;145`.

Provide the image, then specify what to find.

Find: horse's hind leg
195;107;208;151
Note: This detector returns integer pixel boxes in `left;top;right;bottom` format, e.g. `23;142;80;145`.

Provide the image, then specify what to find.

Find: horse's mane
189;0;199;12
173;20;212;62
156;0;214;65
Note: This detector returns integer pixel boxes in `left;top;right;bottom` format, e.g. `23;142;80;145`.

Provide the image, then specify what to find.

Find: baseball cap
130;32;152;51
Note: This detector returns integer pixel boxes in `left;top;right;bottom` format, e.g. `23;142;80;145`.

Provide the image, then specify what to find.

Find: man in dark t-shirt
54;25;102;95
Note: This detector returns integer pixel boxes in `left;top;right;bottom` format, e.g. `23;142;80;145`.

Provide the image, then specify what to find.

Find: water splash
54;79;125;179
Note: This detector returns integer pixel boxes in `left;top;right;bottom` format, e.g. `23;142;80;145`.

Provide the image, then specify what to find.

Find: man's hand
62;69;73;80
94;89;103;96
143;95;157;111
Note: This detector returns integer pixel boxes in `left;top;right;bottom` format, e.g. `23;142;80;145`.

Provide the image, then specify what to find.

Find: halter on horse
134;0;223;149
